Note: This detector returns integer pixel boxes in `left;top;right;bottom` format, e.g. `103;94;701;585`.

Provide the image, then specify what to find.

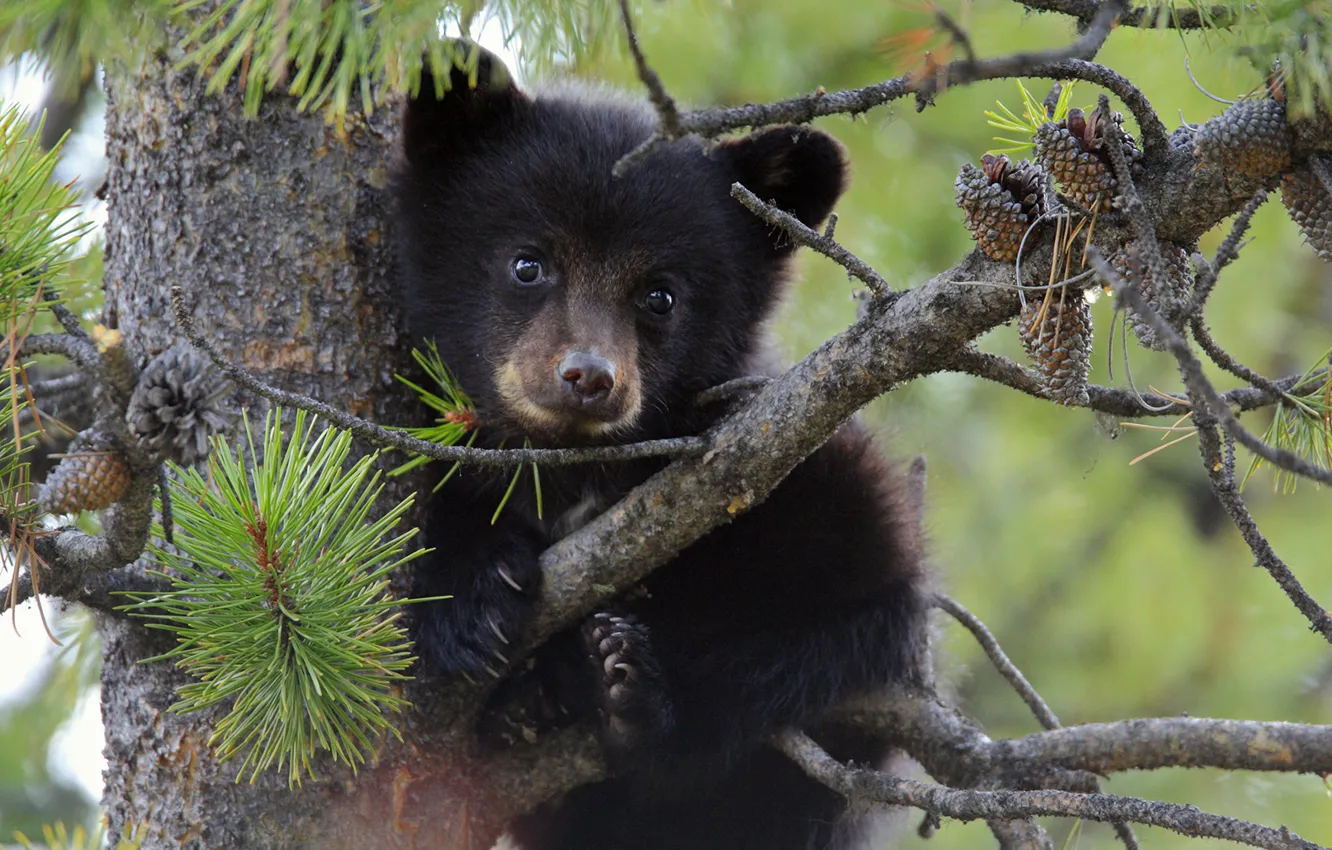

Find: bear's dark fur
394;47;929;850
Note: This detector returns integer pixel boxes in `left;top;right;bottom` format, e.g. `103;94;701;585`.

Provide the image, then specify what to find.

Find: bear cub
394;46;929;850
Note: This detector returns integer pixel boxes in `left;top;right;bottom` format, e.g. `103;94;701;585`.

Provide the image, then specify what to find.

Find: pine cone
1108;242;1194;350
1281;165;1332;260
40;431;131;514
126;345;233;466
1035;106;1132;212
955;155;1045;262
1019;290;1093;406
1193;97;1291;180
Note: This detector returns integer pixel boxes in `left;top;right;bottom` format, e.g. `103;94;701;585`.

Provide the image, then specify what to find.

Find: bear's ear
402;41;529;166
714;126;848;250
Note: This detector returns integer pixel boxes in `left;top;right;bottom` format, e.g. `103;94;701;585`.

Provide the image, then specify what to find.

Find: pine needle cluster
123;409;422;786
2;0;623;121
391;343;542;522
1244;347;1332;493
987;81;1080;156
0;101;89;622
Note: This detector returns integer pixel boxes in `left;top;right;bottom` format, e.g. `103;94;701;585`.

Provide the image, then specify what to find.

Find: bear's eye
642;289;675;315
511;255;545;286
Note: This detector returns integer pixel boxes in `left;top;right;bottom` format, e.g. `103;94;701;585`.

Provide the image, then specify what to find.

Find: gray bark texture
97;49;553;849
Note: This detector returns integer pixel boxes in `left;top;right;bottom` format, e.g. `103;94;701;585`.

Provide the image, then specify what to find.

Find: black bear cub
394;46;928;850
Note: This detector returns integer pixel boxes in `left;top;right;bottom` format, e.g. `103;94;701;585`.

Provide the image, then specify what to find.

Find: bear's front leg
413;515;545;681
582;611;675;772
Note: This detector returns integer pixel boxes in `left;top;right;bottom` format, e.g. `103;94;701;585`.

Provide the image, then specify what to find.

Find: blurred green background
2;0;1330;847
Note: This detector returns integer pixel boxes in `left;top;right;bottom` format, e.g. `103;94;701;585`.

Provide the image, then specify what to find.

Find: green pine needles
987;80;1079;156
391;343;543;522
124;409;423;785
1244;347;1332;493
1;101;89;627
391;341;478;483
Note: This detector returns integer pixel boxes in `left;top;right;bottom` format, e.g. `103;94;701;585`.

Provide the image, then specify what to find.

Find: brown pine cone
955;154;1045;262
1193;98;1291;181
1035;106;1134;212
1019;289;1093;406
1281;165;1332;260
1108;242;1194;350
40;431;131;514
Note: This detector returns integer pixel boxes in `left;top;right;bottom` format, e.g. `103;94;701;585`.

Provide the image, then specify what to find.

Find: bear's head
394;45;847;446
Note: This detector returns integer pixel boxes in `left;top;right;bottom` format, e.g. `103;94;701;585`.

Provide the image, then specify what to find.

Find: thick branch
997;717;1332;775
775;729;1322;850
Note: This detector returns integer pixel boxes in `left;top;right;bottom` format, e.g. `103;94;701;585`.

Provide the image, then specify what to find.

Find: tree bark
98;49;543;849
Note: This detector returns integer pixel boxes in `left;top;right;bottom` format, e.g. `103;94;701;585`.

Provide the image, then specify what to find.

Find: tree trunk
97;49;560;850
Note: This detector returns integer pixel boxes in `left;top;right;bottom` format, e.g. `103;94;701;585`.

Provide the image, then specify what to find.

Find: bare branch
16;332;102;376
997;716;1332;775
693;375;771;407
776;729;1323;850
169;285;710;468
730;184;893;296
936;594;1140;849
1192;188;1271;311
935;593;1060;729
945;347;1317;418
615;0;679;137
41;289;91;340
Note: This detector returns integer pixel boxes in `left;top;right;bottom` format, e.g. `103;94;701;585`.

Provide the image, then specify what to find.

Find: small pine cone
1019;291;1093;406
40;432;131;514
1281;166;1332;260
126;345;234;466
954;155;1044;262
1193;98;1291;180
1034;107;1122;212
1108;242;1194;350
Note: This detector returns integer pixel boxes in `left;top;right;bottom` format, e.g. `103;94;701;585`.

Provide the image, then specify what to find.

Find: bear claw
583;611;670;765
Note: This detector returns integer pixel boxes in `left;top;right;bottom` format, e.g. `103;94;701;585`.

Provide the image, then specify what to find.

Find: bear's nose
558;351;616;402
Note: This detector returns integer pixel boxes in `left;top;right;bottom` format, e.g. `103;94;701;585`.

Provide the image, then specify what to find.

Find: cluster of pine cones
955;80;1329;407
39;344;231;516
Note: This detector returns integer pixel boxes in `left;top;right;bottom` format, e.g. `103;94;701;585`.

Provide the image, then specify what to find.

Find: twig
169;285;710;468
774;729;1323;850
619;22;1167;168
615;0;678;137
934;8;977;63
910;1;1126;111
693;375;771;407
14;333;102;376
25;372;88;398
945;347;1317;418
934;593;1060;729
41;289;90;340
1192;188;1270;311
935;593;1140;849
730;184;893;296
